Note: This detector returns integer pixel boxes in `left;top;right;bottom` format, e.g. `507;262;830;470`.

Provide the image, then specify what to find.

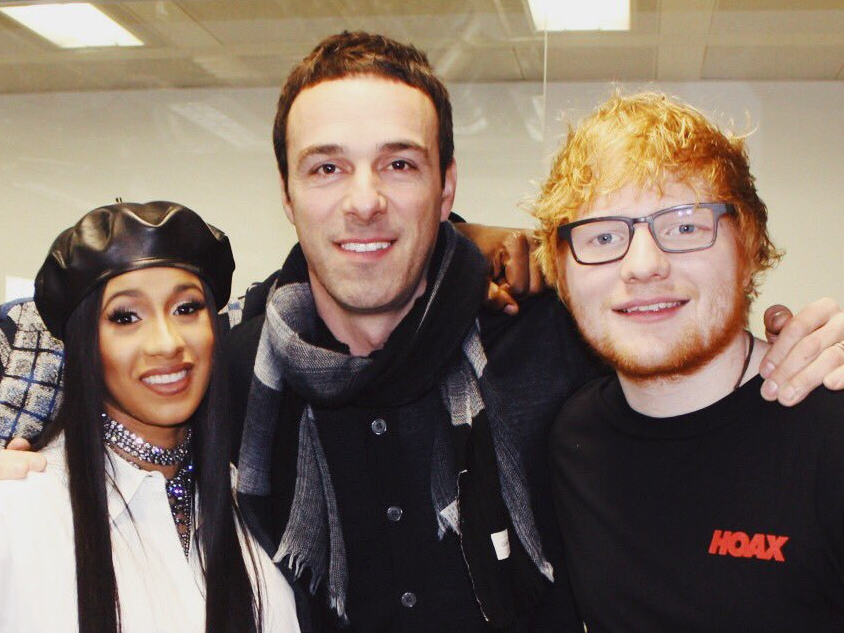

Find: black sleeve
480;290;607;403
223;314;265;463
814;395;844;587
509;552;584;632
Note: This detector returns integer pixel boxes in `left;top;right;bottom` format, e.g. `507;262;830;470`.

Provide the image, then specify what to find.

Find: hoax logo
708;530;789;562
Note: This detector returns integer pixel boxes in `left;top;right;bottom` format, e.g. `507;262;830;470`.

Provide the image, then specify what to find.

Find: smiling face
561;181;749;380
99;267;214;444
282;75;456;320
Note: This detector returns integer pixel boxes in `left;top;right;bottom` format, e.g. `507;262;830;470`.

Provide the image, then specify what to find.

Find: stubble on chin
573;282;749;384
315;261;429;316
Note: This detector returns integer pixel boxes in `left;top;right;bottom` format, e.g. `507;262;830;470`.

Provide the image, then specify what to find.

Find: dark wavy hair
273;30;454;189
36;282;262;633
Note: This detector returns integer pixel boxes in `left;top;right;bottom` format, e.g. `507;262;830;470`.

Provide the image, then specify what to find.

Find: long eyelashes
106;308;138;325
175;300;206;316
105;299;205;325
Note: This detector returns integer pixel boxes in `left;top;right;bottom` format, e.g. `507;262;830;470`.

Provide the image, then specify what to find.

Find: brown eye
107;309;138;325
174;300;205;316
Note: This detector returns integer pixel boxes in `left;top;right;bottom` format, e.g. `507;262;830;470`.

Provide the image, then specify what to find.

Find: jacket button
387;505;403;522
371;418;387;435
400;591;417;608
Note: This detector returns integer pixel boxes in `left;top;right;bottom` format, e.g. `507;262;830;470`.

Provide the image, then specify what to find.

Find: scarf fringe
240;225;551;627
275;547;349;621
436;498;461;539
273;547;322;592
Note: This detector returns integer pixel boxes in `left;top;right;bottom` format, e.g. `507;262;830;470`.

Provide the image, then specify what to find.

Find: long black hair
37;281;262;633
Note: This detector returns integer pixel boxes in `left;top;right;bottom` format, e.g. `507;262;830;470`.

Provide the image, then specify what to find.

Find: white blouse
0;435;300;633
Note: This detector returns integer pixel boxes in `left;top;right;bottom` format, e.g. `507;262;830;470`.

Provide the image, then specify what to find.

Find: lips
617;300;686;314
611;298;689;322
142;369;188;385
140;364;192;395
339;241;392;253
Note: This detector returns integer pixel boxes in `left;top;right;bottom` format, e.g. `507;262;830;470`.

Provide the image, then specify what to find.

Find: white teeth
142;369;188;386
340;241;391;253
621;301;683;313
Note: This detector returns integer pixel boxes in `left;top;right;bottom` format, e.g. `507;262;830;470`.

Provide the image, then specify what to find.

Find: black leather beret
35;201;235;339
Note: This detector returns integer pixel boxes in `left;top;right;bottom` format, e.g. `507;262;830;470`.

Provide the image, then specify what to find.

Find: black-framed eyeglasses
557;202;736;265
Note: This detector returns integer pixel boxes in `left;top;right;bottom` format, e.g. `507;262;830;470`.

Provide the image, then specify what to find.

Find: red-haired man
542;93;844;631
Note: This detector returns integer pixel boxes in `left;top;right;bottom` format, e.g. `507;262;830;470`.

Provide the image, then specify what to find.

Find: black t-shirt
550;373;844;633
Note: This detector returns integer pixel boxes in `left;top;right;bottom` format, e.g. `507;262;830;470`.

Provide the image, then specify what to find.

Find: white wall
1;80;842;331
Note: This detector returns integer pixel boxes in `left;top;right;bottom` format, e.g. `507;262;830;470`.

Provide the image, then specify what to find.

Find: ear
551;239;569;307
740;261;753;295
731;226;754;293
281;176;295;225
439;159;457;222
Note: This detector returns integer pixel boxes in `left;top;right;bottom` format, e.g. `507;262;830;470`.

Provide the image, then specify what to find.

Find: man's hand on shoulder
0;438;46;480
454;223;547;315
760;298;844;405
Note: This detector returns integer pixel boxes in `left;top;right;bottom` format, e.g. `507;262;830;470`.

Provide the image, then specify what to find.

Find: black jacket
225;265;602;633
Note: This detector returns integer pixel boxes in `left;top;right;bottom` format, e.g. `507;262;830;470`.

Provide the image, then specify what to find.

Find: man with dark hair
273;31;455;189
2;32;844;633
540;92;844;631
225;31;592;632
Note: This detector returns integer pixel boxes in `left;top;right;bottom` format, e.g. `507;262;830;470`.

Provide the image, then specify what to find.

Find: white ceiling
0;0;842;93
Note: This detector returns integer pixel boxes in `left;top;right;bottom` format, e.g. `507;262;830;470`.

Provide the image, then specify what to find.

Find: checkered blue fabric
0;300;64;447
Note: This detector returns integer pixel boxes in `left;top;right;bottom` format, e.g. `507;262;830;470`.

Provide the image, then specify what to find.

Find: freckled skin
562;181;748;380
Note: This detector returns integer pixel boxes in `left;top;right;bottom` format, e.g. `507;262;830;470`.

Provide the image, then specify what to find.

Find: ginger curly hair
532;92;781;297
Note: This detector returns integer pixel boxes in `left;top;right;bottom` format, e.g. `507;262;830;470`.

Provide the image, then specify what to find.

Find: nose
342;169;387;222
143;314;184;358
620;225;670;283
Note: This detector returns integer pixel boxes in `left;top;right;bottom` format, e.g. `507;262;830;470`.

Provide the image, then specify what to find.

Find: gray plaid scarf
236;224;552;622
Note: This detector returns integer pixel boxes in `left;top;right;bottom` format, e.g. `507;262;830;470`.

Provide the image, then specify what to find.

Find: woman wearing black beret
0;201;299;633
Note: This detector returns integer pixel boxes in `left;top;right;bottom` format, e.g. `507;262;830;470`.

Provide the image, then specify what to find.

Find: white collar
104;447;167;521
43;432;171;521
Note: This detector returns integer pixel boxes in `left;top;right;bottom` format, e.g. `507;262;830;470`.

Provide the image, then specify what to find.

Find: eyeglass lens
570;206;718;264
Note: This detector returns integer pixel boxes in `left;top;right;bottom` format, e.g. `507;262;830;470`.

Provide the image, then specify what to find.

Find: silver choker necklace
102;414;195;556
102;414;192;466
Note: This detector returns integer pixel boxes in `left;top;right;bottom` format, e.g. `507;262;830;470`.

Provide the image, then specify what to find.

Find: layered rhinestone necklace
165;460;195;557
102;414;195;557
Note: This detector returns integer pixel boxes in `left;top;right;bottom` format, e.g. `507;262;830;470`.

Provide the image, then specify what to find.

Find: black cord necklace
733;331;756;391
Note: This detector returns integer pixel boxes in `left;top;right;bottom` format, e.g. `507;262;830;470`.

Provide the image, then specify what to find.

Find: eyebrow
296;143;345;165
378;141;428;157
295;140;429;167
